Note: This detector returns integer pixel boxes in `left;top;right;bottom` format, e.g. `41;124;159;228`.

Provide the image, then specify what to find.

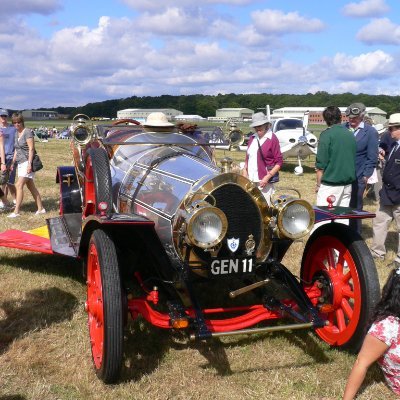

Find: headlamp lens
186;206;228;248
277;200;314;239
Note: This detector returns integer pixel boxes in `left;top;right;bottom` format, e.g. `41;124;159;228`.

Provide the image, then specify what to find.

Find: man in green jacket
315;106;356;208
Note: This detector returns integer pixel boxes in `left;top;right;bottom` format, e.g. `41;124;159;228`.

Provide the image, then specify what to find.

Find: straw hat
388;113;400;126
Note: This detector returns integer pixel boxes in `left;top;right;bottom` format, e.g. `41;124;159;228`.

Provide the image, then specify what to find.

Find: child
343;265;400;399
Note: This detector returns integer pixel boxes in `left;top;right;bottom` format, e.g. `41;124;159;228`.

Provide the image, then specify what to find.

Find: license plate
209;257;255;277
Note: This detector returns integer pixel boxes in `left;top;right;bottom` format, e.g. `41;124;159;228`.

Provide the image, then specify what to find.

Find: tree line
39;91;400;119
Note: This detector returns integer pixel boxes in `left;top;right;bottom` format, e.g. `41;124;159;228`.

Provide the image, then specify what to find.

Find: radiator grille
198;183;262;259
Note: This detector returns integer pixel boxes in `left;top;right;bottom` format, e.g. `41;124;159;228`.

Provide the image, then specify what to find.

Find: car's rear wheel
86;229;123;383
83;147;112;217
301;223;380;351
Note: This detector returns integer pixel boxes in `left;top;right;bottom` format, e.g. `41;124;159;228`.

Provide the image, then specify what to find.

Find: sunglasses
389;125;400;132
0;115;7;118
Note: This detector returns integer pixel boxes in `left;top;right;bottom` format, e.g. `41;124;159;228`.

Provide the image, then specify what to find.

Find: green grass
0;139;396;400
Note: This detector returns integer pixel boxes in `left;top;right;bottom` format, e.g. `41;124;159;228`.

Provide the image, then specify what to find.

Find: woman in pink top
242;112;283;205
343;266;400;399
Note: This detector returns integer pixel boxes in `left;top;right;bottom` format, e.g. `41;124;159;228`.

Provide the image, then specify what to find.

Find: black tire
86;229;123;383
301;223;380;351
84;147;112;216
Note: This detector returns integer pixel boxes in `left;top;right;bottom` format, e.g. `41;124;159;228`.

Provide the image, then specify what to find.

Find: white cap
143;112;174;127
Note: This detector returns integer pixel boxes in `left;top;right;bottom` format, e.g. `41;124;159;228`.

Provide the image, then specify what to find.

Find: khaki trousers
371;204;400;262
316;183;352;208
311;184;352;233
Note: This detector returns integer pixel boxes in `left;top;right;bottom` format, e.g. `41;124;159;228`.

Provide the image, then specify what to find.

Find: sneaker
7;212;20;218
13;199;16;205
35;208;46;215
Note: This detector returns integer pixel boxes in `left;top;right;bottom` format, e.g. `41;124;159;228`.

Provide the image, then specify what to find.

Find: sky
1;0;400;110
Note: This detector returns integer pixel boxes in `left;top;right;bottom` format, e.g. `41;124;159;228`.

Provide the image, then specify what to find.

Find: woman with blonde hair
7;113;45;218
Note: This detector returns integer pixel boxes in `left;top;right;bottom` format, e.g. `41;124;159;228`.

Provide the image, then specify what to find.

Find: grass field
0;138;397;400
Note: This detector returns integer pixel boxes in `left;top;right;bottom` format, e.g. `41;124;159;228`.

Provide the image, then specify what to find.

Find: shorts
6;159;16;185
17;160;35;180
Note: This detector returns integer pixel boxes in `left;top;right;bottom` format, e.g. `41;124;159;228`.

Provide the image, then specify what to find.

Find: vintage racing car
0;114;380;383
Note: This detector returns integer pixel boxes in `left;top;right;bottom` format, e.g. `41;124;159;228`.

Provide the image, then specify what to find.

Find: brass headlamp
271;194;315;239
71;114;94;146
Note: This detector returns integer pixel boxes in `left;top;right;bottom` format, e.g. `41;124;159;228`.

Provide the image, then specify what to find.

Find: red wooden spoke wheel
86;229;124;383
301;223;380;351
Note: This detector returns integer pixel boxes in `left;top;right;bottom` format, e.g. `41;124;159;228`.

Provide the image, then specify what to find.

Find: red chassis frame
128;275;322;334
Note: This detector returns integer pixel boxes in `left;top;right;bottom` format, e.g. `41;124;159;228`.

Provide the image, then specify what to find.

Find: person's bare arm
26;136;35;173
260;164;281;187
315;168;323;193
343;334;388;400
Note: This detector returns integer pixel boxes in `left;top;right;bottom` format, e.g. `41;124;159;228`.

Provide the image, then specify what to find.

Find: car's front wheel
301;223;380;351
86;229;124;383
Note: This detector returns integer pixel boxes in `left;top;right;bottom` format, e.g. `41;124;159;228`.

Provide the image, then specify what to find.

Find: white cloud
330;81;362;94
0;0;62;16
2;1;400;109
332;50;394;80
342;0;389;18
357;18;400;44
251;9;325;34
49;16;150;75
236;25;270;45
136;8;206;35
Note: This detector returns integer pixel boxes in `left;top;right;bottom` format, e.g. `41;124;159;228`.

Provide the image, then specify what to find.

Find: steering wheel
112;118;141;126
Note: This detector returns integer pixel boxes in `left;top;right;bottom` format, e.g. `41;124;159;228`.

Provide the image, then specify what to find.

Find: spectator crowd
246;103;400;399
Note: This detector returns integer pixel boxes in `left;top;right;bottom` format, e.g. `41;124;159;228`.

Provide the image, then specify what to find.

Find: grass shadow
175;325;330;377
192;338;233;375
0;287;78;355
9;198;57;214
120;319;238;380
0;396;27;400
120;319;175;382
358;363;386;394
278;329;331;363
0;253;83;282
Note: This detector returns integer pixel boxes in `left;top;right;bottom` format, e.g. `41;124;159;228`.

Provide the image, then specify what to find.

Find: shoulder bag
32;152;43;172
256;137;279;183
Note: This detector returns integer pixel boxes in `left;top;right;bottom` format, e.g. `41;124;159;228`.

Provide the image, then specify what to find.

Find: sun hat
143;112;174;127
0;109;8;117
250;112;270;128
345;103;366;118
388;113;400;126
